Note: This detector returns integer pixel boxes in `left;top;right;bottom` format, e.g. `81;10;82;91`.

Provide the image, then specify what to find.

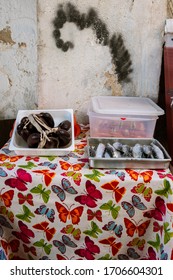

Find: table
0;125;173;260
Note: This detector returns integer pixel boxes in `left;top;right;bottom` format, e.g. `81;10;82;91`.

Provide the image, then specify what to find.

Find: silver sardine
89;146;96;157
104;151;111;158
143;145;154;158
95;143;106;158
113;142;123;152
106;143;121;158
151;143;164;159
132;143;143;158
122;144;132;157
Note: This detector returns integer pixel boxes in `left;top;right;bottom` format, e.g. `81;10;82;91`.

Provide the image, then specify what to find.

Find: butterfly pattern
51;178;77;202
1;239;20;255
12;221;35;244
121;195;147;218
18;193;34;206
99;236;122;256
117;248;140;260
0;188;14;207
5;169;32;191
53;235;77;254
75;236;100;260
55;202;84;224
0;125;173;260
60;224;81;240
0;167;7;177
34;205;55;222
32;169;56;186
32;221;56;241
125;169;153;183
124;218;150;237
75;180;102;208
101;180;126;203
143;196;166;221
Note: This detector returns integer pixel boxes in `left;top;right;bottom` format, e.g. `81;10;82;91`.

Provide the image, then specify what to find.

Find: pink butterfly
143;196;166;221
26;156;39;162
157;170;173;180
5;168;32;191
75;180;102;208
141;247;158;260
12;221;35;244
23;244;37;256
143;246;168;260
153;221;163;235
75;236;100;260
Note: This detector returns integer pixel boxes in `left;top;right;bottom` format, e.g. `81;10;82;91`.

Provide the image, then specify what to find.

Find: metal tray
87;137;171;169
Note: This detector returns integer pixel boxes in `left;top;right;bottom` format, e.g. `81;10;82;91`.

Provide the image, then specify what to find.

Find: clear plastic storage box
88;96;164;138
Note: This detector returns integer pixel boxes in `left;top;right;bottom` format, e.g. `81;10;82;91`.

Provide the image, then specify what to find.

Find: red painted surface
164;34;173;164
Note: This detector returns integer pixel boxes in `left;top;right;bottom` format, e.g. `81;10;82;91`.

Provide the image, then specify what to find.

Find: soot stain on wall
52;3;133;83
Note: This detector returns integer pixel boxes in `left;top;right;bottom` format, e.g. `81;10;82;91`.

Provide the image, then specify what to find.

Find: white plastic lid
165;19;173;33
91;96;164;116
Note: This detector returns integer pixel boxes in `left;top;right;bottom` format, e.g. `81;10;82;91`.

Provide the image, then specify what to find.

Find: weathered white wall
0;0;37;120
38;0;167;123
0;0;168;123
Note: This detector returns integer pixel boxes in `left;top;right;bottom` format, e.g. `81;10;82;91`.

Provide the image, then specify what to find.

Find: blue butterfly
53;235;77;254
105;170;125;181
121;195;147;218
160;244;168;260
0;249;6;260
0;167;7;177
59;156;69;161
51;178;77;202
34;205;55;222
118;248;140;260
60;153;79;161
38;162;57;170
102;221;123;238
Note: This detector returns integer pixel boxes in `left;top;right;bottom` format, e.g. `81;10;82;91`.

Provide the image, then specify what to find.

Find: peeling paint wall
38;0;167;123
0;0;37;120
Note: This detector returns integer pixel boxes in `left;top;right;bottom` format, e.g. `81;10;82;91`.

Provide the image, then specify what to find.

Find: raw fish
106;143;121;158
113;142;123;152
89;146;96;157
143;145;154;158
122;145;132;157
151;143;164;159
95;143;105;158
104;151;111;158
132;143;143;158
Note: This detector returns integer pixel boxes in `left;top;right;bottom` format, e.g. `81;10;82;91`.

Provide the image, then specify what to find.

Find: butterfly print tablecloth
0;125;173;260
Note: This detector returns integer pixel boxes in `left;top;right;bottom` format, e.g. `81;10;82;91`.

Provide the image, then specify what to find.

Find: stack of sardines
87;137;171;169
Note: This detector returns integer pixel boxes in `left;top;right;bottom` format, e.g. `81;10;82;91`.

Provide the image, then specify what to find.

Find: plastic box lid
91;96;164;116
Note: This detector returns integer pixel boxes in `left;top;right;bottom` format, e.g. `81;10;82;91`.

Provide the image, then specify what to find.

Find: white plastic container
88;96;164;138
9;109;75;156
